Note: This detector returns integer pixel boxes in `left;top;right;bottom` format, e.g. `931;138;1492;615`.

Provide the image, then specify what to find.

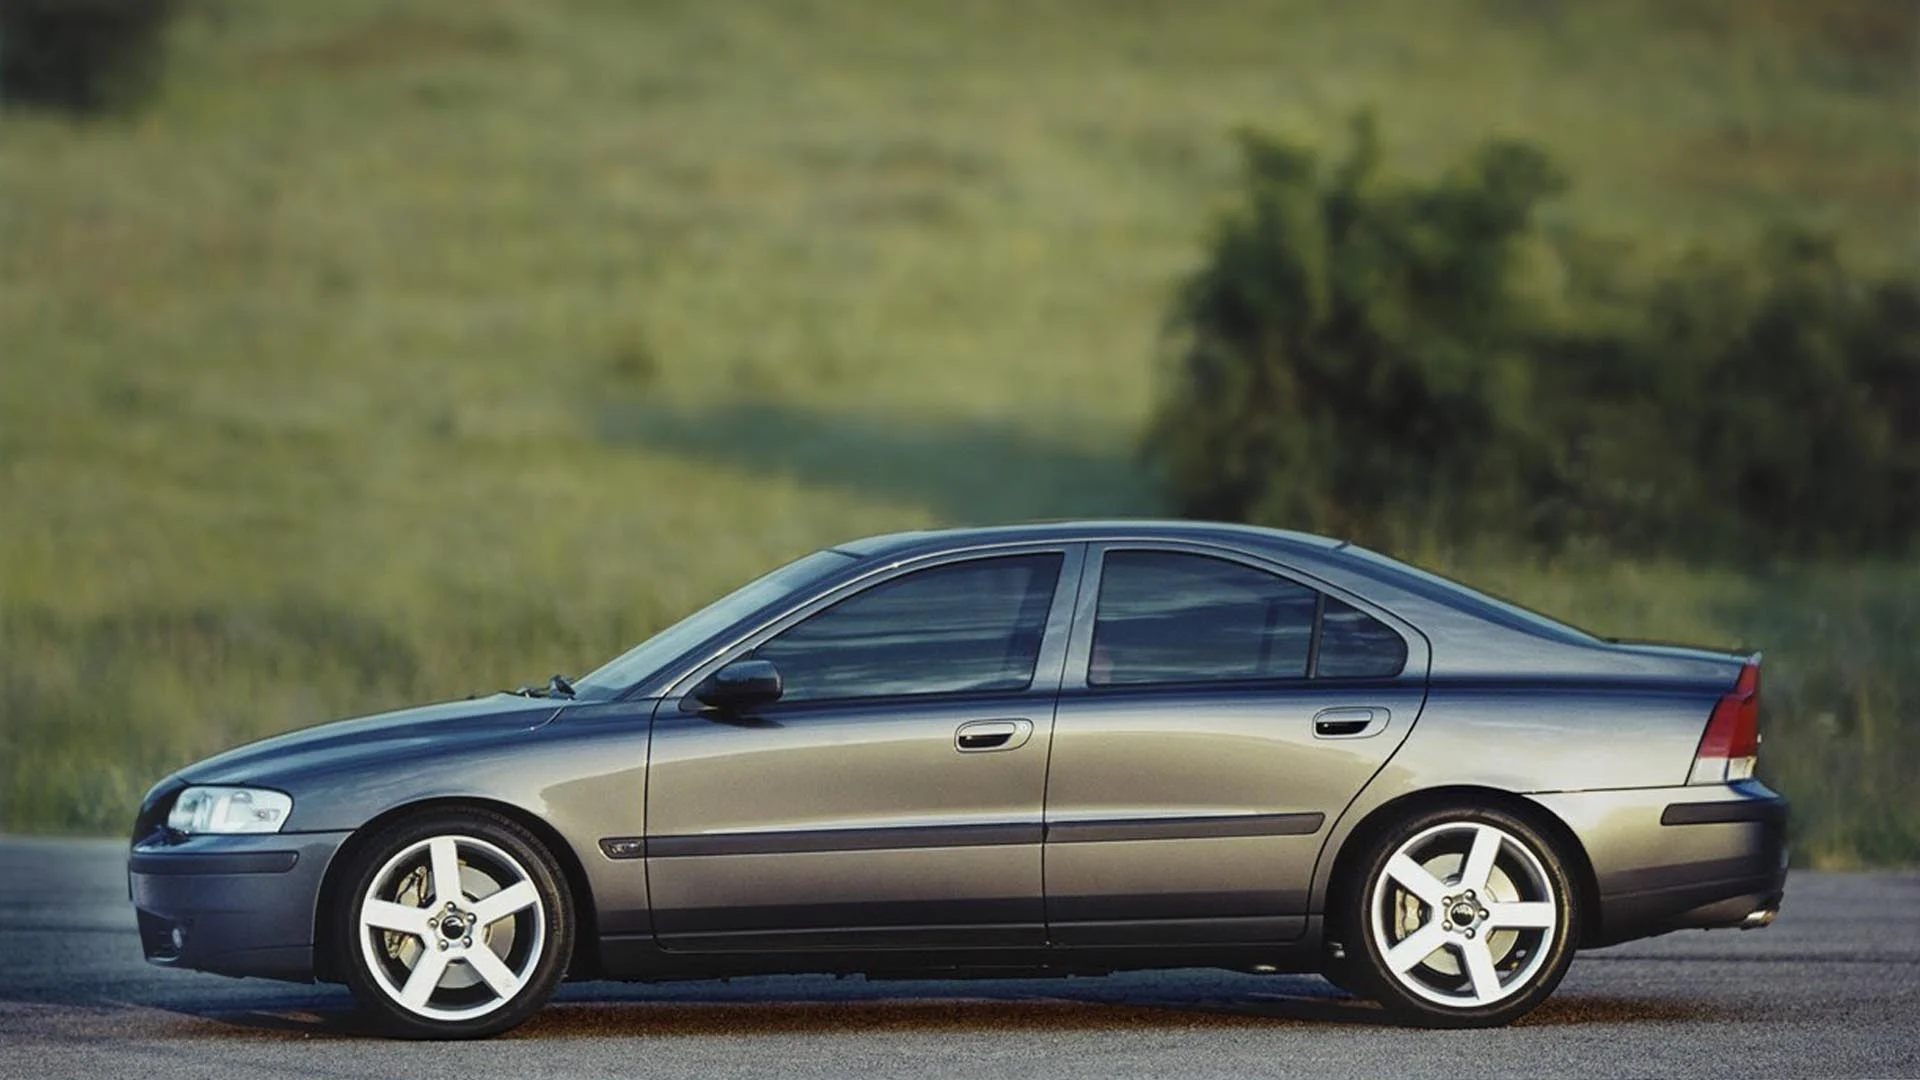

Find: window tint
753;554;1062;703
1091;552;1317;686
1315;597;1408;678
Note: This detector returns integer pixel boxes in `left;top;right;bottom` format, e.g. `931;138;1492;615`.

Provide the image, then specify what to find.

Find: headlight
166;786;293;835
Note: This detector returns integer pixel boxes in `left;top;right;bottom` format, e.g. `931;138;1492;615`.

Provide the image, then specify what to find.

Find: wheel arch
311;796;602;983
1320;785;1602;949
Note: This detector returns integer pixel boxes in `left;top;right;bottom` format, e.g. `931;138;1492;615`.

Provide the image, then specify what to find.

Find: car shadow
161;974;1729;1040
591;399;1152;522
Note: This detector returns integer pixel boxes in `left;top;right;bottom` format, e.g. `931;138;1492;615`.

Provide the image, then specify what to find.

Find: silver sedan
128;521;1788;1037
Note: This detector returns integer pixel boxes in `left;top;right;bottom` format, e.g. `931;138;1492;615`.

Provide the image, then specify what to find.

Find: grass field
2;0;1915;862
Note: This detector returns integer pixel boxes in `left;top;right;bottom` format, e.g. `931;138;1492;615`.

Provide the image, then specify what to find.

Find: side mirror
693;659;783;711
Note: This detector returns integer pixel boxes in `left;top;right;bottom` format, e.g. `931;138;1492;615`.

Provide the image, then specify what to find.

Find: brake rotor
381;864;519;990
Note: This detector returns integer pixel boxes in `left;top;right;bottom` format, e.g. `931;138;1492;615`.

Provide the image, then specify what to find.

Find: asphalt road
1;838;1915;1080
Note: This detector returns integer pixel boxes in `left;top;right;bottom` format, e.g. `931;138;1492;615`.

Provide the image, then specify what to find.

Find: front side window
753;553;1063;704
1090;552;1318;686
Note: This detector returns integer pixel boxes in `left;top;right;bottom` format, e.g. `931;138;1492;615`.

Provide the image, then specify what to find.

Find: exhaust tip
1739;906;1778;930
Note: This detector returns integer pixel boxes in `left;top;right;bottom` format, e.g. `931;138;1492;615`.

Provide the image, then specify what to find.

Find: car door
1043;543;1429;947
645;544;1082;952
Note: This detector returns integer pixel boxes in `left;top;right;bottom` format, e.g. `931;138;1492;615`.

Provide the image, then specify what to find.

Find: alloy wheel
357;833;547;1022
1365;819;1561;1010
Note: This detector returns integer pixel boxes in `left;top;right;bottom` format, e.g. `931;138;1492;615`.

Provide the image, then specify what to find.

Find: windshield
573;549;856;697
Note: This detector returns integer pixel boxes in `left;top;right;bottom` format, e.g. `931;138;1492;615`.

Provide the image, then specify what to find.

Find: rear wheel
334;809;573;1039
1345;806;1577;1027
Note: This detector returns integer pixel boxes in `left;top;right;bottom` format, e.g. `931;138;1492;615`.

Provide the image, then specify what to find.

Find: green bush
1149;114;1920;560
0;0;176;114
1619;238;1920;556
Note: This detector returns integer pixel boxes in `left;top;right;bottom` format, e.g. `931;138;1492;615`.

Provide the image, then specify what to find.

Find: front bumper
1529;780;1788;947
128;830;351;982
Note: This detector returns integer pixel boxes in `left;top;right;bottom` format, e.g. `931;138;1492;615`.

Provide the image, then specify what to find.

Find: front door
1043;544;1429;946
646;545;1081;952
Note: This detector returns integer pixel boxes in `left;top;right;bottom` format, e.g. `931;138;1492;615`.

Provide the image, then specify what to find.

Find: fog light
137;910;187;959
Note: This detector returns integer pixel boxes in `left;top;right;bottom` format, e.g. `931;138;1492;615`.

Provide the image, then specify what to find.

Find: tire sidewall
1347;804;1579;1028
334;809;574;1039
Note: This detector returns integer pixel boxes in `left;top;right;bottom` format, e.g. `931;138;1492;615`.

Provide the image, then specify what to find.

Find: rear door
645;544;1081;952
1043;543;1429;946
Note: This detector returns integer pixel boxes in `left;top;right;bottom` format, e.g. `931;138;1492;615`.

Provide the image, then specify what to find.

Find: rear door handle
955;718;1034;753
1313;707;1389;739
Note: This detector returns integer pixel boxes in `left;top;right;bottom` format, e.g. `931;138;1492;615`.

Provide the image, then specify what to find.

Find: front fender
284;700;660;940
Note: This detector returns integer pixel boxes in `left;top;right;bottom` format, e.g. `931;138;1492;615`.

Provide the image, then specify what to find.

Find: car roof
829;519;1344;560
828;520;1608;652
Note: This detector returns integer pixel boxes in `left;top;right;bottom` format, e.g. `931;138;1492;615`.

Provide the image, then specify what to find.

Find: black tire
1320;953;1371;1000
333;808;574;1039
1340;804;1578;1028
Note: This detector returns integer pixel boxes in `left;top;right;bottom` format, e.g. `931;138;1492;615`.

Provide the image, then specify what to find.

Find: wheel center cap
1449;902;1477;927
441;914;468;940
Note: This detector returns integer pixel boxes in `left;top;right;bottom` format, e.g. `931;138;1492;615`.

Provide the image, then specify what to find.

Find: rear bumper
1529;780;1788;947
128;831;350;982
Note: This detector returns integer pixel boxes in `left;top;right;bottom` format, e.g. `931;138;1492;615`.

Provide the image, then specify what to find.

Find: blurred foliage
1149;116;1919;560
1614;237;1920;555
0;0;176;114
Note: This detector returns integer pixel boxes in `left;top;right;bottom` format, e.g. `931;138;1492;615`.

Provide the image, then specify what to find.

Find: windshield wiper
505;673;576;699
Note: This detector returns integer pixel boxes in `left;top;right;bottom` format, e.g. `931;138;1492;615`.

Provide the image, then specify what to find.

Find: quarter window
753;554;1062;703
1316;596;1408;678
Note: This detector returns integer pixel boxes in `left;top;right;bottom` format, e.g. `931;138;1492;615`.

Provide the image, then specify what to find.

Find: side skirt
593;916;1327;983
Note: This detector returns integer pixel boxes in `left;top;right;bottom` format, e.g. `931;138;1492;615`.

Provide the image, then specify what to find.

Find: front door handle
1313;707;1389;739
955;718;1034;753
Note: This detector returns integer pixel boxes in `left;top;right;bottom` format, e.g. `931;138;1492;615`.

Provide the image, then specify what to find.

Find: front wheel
334;809;574;1039
1345;806;1578;1028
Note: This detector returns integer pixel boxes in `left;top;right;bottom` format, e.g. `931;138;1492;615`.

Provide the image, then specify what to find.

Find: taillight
1689;660;1761;784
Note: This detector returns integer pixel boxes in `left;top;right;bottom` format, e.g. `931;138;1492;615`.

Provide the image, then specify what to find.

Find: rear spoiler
1603;637;1759;661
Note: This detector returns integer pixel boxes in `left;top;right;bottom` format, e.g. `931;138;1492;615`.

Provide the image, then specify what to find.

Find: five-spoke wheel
336;810;572;1038
1345;806;1578;1027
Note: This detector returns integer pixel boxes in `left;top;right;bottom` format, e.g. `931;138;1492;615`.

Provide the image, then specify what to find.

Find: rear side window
1316;597;1408;678
1089;551;1407;686
753;553;1062;703
1090;552;1318;685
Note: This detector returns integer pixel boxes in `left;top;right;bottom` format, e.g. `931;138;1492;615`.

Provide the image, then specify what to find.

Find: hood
165;694;562;789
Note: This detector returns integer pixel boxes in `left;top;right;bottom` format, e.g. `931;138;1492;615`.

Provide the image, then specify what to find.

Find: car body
128;521;1788;1035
